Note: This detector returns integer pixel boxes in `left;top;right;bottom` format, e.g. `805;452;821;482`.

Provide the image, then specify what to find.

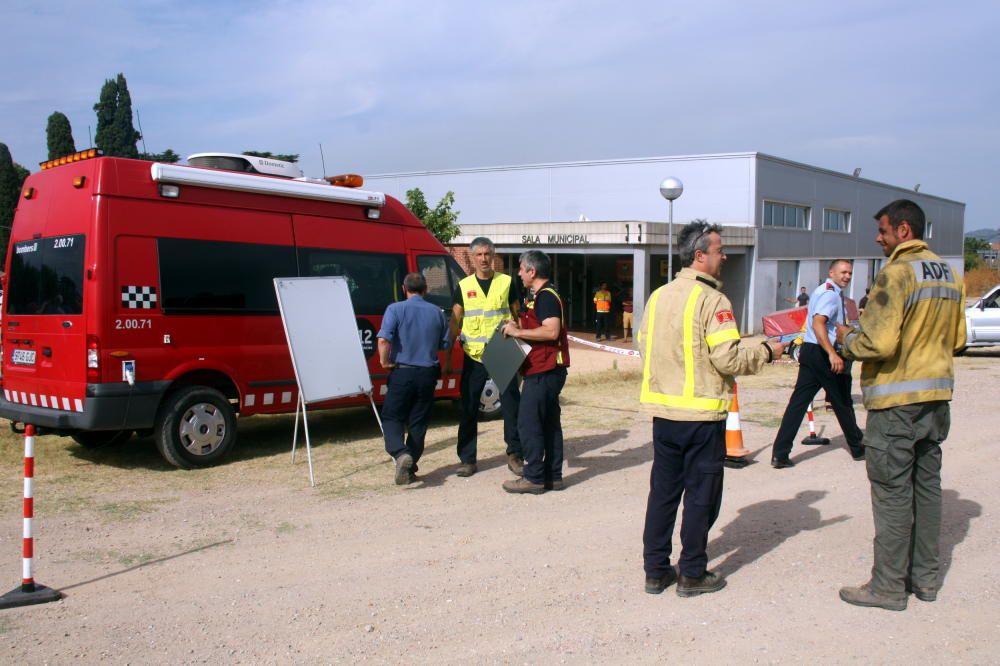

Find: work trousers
643;418;726;579
457;355;521;464
772;342;864;459
381;365;439;464
865;401;948;598
595;312;610;339
518;368;567;485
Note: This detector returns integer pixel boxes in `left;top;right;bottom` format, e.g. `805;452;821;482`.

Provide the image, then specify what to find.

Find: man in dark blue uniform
377;272;450;485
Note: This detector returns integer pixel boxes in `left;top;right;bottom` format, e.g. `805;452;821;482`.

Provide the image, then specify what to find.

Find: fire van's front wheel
155;386;237;469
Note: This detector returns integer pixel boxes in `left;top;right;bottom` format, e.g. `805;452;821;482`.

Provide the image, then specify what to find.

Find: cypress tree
0;143;22;264
46;111;77;159
93;73;141;157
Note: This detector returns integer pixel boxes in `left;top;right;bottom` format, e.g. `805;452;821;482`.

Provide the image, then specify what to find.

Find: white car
963;284;1000;349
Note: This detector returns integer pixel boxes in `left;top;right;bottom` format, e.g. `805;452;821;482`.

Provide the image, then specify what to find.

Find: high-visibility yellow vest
594;289;612;313
459;272;513;362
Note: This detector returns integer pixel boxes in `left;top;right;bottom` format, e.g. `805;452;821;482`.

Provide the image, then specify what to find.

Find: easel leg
302;400;315;487
368;391;384;436
291;393;301;464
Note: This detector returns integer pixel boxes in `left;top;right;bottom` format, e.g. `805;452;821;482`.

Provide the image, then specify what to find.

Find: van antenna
136;107;148;155
318;143;327;178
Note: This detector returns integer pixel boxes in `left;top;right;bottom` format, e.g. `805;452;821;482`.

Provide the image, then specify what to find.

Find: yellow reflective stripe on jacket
639;284;729;412
682;286;701;398
705;327;740;349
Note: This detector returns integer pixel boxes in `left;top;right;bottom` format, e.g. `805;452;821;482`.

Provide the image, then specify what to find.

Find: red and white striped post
0;424;60;609
800;405;831;446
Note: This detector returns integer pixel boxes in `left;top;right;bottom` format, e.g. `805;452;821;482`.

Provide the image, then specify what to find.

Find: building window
763;201;809;230
823;209;850;232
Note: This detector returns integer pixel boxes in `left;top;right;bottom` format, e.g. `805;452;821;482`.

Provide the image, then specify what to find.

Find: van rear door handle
42;347;52;357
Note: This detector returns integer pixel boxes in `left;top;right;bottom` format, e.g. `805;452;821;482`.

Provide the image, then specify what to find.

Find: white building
367;152;965;333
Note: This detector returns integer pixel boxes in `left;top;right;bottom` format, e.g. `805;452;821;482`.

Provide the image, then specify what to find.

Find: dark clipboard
481;323;529;395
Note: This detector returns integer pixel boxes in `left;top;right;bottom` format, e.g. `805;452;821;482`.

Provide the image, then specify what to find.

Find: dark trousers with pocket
382;365;439;464
865;401;949;598
518;368;567;485
643;418;726;579
457;356;521;464
772;342;864;459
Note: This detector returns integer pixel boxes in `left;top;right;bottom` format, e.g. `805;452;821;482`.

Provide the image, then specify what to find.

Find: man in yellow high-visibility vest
452;237;523;478
638;220;784;597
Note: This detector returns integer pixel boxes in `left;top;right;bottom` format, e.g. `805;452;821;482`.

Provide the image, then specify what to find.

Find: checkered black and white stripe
121;285;158;309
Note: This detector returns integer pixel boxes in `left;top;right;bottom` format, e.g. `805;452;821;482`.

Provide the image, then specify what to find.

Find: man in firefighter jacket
638;220;784;597
452;237;523;478
500;250;570;494
836;199;965;611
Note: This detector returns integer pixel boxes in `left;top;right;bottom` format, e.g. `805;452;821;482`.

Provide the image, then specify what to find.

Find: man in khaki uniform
836;199;965;611
639;220;784;597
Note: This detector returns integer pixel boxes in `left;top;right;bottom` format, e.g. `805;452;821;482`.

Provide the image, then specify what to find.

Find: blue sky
2;0;997;229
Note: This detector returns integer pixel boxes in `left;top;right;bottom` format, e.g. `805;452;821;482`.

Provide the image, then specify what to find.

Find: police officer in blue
377;272;451;485
771;259;865;467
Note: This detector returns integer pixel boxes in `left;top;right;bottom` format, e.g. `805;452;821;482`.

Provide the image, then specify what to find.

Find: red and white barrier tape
567;335;641;357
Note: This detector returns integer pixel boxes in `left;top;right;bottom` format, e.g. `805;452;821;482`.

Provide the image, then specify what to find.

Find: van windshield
6;235;86;315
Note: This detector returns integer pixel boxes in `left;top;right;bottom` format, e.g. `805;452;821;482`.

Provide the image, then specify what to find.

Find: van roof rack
151;163;385;207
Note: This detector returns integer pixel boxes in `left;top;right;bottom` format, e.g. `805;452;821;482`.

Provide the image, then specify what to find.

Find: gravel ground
0;340;997;664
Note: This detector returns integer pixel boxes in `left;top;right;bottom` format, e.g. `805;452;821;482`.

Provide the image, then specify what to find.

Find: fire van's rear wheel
71;429;134;449
155;386;237;469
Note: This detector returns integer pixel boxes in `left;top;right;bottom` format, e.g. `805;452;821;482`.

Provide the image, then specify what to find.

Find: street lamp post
659;177;684;282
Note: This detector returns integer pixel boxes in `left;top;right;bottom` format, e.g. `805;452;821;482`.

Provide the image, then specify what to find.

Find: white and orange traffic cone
801;404;831;445
724;384;750;467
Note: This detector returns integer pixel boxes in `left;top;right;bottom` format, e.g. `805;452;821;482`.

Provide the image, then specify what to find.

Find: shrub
964;266;1000;297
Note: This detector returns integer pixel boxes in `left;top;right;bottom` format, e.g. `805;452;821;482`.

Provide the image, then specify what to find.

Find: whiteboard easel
274;277;383;486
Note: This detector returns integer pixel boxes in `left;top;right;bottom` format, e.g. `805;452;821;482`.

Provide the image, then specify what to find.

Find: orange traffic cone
801;404;831;445
725;384;750;467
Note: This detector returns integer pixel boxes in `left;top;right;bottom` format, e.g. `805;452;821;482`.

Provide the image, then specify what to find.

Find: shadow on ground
708;489;849;578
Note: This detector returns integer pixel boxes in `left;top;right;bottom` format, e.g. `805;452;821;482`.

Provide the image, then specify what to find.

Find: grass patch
95;498;172;522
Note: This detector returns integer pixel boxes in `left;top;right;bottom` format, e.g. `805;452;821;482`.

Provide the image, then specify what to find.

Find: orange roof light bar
40;148;102;170
325;174;364;188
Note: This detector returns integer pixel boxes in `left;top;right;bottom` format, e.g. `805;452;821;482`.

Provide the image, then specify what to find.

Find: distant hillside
966;228;1000;243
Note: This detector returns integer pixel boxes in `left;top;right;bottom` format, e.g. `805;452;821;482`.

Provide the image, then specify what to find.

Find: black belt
394;363;436;369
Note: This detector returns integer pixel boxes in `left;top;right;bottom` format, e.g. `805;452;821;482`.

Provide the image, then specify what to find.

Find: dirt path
0;343;997;663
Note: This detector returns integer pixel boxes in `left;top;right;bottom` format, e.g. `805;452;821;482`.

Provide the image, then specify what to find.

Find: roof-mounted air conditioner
186;152;303;179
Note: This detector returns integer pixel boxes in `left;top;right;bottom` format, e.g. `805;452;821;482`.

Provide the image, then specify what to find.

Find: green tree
93;73;141;157
405;187;461;244
0;143;22;264
965;237;990;272
242;151;300;163
46;111;77;159
13;162;30;187
139;148;181;163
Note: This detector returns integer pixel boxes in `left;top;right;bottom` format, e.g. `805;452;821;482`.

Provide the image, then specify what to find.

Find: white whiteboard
274;277;373;404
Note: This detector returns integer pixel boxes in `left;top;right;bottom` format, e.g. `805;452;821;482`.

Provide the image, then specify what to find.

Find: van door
414;252;466;396
3;234;88;411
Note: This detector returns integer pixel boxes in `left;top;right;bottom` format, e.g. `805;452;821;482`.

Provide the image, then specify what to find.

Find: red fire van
0;150;467;468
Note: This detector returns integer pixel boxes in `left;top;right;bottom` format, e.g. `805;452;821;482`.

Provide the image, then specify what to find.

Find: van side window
7;235;86;315
299;249;406;315
158;238;296;314
417;255;464;311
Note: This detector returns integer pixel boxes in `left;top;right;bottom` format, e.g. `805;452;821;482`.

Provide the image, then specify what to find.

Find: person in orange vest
593;281;613;341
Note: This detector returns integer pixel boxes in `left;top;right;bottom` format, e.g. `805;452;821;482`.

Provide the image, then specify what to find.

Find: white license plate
11;349;36;366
